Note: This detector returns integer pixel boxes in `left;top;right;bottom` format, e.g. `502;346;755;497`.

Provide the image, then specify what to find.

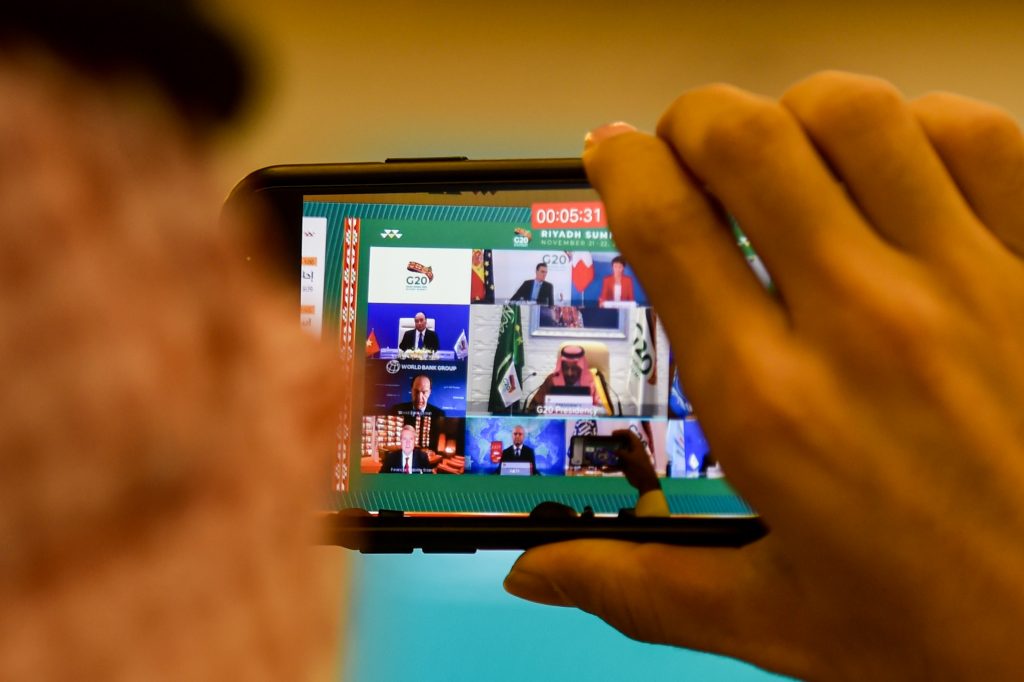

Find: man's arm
425;329;440;351
509;281;528;302
398;329;413;350
527;375;553;413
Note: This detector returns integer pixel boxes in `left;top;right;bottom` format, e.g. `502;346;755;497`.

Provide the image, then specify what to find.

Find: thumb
504;539;810;678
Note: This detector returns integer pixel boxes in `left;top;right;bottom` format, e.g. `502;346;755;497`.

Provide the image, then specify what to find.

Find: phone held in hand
570;434;629;472
226;157;767;552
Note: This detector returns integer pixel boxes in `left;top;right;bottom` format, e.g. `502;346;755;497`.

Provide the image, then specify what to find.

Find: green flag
488;304;525;412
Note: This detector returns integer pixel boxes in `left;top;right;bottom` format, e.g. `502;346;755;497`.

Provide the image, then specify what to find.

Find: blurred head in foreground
0;2;341;679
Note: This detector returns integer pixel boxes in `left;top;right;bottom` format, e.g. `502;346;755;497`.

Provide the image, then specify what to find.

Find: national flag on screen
627;308;659;412
488;305;525;411
571;251;594;293
685;419;711;476
365;329;380;357
454;329;469;359
668;364;693;417
471;249;495;303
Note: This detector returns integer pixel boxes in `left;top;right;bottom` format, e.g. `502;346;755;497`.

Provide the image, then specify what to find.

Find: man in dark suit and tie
499;424;538;475
389;373;447;452
399;311;440;351
379;425;432;473
389;374;446;422
510;263;554;305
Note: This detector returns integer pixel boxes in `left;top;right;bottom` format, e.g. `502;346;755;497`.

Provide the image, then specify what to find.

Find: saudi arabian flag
488;304;525;411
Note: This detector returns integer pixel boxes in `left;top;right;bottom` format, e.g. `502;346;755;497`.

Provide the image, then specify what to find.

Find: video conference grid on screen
303;200;722;482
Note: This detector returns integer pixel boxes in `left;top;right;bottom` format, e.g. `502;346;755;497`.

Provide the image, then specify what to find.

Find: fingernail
584;121;637;150
503;567;573;606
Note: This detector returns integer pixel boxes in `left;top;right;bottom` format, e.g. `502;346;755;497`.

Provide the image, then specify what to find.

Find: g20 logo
405;261;434;290
542;253;570;266
512;227;532;247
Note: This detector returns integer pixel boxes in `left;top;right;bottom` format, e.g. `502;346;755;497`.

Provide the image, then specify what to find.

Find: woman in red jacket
598;255;636;307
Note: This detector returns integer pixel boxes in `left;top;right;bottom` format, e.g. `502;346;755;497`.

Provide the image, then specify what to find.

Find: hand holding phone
506;73;1024;681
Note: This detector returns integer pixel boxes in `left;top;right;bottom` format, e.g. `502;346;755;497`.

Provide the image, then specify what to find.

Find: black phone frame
226;157;767;553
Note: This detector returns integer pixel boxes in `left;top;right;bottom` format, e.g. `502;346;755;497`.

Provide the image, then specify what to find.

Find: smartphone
569;434;628;472
226;157;766;552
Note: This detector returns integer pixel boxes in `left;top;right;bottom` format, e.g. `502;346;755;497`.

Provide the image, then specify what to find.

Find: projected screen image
301;188;762;516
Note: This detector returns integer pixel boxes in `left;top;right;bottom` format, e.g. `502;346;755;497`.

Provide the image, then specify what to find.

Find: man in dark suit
499;424;538;475
390;374;446;452
379;425;432;473
399;311;439;351
389;374;446;421
510;262;554;305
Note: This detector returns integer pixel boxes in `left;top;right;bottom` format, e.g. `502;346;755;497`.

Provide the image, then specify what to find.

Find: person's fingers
654;82;896;317
611;428;642;455
781;72;988;261
910;91;1024;258
504;539;812;679
582;129;788;397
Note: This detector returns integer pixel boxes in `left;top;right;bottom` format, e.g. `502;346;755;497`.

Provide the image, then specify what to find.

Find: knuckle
788;72;906;137
708;104;794;173
925;95;1024;163
702;100;792;162
656;82;746;137
659;84;795;170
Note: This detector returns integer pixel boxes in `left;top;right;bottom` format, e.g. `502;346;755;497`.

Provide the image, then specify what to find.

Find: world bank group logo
513;227;532;248
381;229;403;239
404;261;434;291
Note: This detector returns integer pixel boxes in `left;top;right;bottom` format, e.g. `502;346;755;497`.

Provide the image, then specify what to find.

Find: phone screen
570;435;626;472
300;182;765;518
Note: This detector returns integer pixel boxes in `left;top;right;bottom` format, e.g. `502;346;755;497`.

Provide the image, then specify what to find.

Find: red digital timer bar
531;201;607;230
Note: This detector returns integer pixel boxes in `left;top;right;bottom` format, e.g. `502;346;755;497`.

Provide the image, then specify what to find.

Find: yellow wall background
208;0;1024;196
199;5;1020;677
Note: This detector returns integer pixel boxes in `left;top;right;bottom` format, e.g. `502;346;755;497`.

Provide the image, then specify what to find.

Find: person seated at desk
389;374;446;421
510;262;554;305
498;424;538;475
527;345;602;413
598;255;636;307
379;425;431;474
398;311;439;352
